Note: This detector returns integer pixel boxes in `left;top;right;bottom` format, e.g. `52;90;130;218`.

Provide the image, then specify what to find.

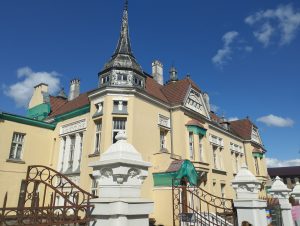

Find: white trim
152;187;172;190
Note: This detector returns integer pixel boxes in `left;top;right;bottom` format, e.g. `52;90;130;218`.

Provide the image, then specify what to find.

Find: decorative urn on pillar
89;131;153;226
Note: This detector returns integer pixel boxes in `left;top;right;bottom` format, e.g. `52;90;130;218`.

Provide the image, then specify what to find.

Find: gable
184;88;209;117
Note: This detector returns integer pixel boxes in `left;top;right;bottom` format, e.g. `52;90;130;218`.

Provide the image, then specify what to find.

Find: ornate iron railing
0;165;96;226
172;179;237;226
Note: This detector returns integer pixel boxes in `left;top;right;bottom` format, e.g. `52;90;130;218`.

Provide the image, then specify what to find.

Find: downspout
170;108;174;158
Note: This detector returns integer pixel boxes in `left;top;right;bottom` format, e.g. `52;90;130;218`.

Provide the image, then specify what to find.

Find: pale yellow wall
0;119;54;207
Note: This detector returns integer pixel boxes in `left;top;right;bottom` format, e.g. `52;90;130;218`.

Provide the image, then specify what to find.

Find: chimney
28;83;49;109
203;92;211;112
69;79;80;101
152;60;164;85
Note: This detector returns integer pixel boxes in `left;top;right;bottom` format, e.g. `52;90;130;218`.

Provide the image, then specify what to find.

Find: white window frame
112;118;127;143
94;120;102;154
68;135;76;169
9;132;25;160
160;130;167;150
91;178;99;197
199;136;205;162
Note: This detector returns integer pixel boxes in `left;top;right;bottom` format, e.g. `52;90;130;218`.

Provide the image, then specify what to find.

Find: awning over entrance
153;160;200;187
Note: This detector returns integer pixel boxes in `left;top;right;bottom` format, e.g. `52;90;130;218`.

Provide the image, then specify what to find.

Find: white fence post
89;132;153;226
269;176;293;226
291;182;300;202
231;164;268;226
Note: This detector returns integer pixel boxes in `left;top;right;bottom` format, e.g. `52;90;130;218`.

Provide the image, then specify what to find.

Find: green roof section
27;103;51;120
187;125;207;136
153;160;199;187
0;112;56;130
54;104;90;123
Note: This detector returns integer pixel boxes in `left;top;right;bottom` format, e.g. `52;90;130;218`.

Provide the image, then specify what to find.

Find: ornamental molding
60;119;87;135
158;114;170;129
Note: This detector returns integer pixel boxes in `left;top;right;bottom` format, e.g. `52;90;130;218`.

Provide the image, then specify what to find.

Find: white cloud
228;117;239;121
267;157;300;167
212;31;239;67
253;22;274;47
245;4;300;46
210;104;219;112
3;67;61;107
244;46;253;52
257;114;294;127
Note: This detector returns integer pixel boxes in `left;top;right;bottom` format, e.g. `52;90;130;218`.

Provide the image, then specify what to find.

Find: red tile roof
230;119;253;140
49;96;67;113
48;93;89;117
209;112;222;123
161;77;201;105
145;77;169;103
144;76;201;105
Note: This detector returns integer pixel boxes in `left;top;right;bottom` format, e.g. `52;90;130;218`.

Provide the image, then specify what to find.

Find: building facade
0;2;268;225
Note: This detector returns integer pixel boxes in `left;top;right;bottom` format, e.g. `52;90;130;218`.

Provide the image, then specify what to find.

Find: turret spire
113;0;132;56
98;0;145;89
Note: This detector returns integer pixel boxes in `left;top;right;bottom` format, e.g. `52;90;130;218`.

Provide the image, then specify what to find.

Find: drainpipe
170;108;174;157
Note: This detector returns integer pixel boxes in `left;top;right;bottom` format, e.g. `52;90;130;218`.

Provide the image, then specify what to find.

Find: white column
269;176;293;226
73;133;82;172
231;164;267;226
62;135;71;172
57;137;65;172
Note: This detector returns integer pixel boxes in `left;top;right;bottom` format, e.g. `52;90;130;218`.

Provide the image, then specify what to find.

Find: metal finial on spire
124;0;128;11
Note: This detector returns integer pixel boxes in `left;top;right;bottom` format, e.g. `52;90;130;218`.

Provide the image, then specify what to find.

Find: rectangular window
112;101;128;114
199;136;204;162
94;121;102;154
68;135;75;169
112;118;127;143
213;145;219;169
189;132;194;160
254;157;260;175
9;132;25;160
91;178;98;197
232;153;239;173
79;133;83;164
160;130;167;150
221;184;226;198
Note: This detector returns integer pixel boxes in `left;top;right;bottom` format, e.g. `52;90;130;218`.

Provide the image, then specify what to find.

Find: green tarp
153;160;199;187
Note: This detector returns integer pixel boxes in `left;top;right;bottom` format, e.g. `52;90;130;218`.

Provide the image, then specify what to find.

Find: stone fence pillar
291;182;300;202
89;132;153;226
269;176;293;226
231;164;267;226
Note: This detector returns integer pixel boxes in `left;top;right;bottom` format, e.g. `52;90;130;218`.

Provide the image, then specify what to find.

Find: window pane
15;145;22;159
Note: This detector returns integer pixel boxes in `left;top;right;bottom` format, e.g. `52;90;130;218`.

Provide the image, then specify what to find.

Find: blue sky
0;1;299;166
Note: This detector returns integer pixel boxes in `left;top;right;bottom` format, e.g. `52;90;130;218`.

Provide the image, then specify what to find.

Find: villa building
0;2;268;225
